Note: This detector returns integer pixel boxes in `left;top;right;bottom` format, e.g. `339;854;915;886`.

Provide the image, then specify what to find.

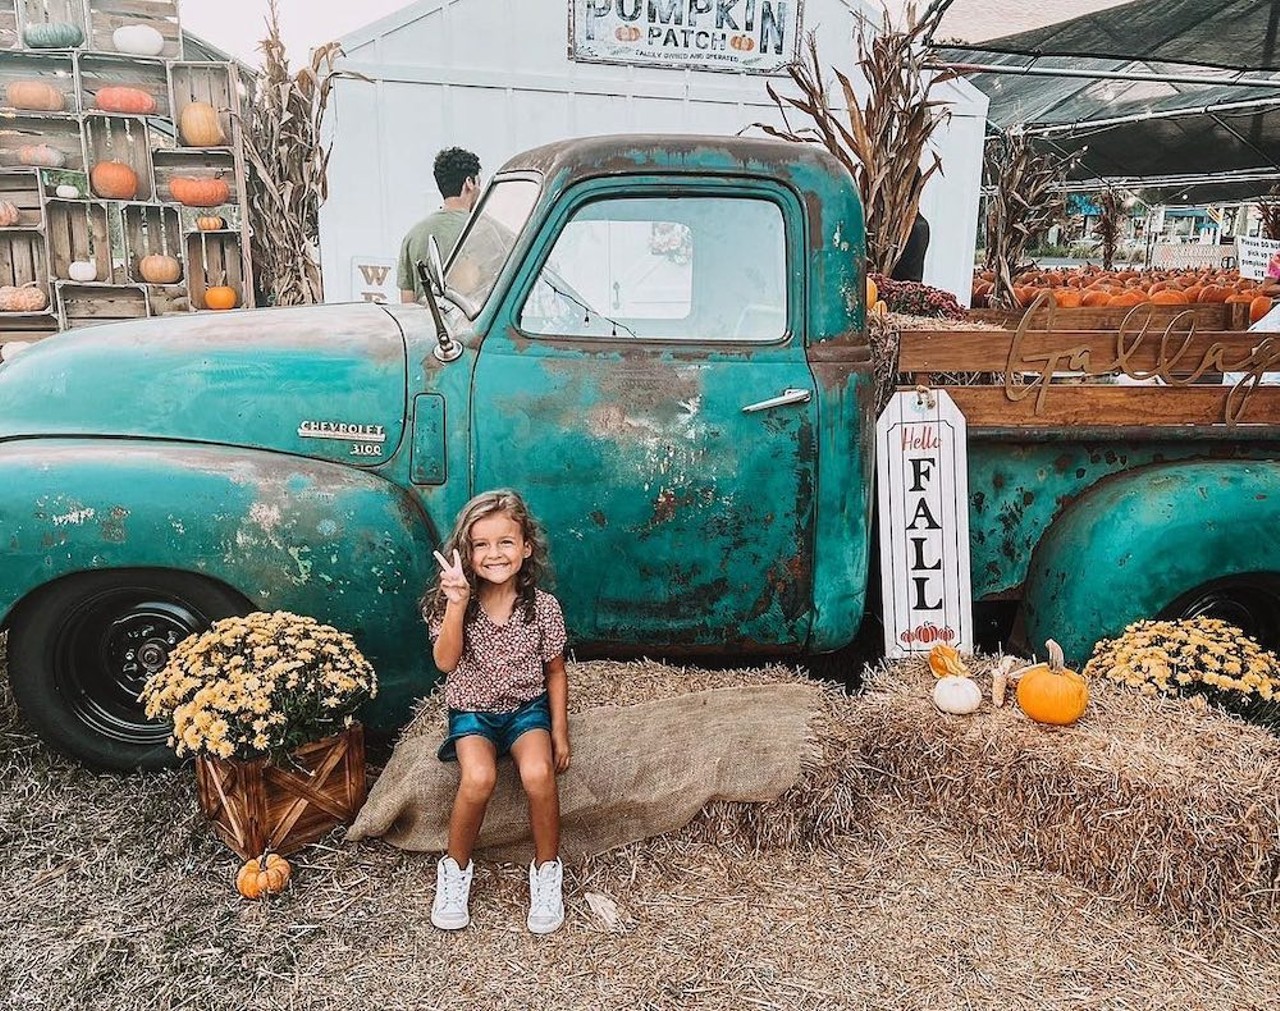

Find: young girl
421;489;569;934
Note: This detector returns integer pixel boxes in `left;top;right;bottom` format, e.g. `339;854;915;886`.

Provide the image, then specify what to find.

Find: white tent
320;0;988;305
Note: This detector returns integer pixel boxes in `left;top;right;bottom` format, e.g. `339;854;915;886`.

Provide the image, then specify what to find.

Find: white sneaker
527;858;565;934
431;855;473;930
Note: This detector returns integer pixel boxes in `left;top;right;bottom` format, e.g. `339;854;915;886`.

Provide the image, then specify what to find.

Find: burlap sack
347;684;820;862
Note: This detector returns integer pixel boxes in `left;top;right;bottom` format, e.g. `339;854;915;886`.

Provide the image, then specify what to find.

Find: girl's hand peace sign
433;548;471;607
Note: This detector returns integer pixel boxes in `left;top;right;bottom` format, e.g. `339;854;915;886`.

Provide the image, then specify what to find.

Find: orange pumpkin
0;282;49;313
195;215;227;231
1149;289;1188;305
1182;285;1203;303
1052;288;1082;308
139;254;182;284
236;853;291;899
179;102;226;147
5;80;64;112
1015;640;1089;726
95;85;157;115
614;25;641;42
204;285;238;310
1251;295;1274;323
17;144;66;168
1080;289;1111;307
1198;285;1228;303
730;35;756;51
0;200;20;228
91;161;139;199
168;175;229;207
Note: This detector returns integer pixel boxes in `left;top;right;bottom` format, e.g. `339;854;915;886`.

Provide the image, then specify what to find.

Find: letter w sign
876;389;973;658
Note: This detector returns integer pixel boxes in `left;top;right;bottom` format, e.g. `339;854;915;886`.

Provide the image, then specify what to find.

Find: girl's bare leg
447;736;498;866
509;729;560;864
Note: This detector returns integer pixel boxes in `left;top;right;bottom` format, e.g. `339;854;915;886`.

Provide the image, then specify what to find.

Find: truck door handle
741;388;812;413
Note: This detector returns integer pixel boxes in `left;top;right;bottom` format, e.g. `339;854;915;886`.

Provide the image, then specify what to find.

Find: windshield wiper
542;276;637;340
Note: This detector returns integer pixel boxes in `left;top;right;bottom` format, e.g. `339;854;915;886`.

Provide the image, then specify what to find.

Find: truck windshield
445;177;540;317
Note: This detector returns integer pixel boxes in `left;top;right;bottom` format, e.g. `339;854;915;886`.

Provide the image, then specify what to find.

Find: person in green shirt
398;147;482;303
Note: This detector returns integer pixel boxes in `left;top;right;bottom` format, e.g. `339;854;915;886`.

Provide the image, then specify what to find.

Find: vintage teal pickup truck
1;135;1277;770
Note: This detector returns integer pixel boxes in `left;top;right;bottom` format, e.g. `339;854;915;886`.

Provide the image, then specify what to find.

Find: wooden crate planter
86;0;180;61
84;114;152;199
45;197;111;280
0;114;84;170
186;229;244;309
0;1;18;50
0;230;50;313
0;168;44;228
17;0;87;48
56;279;146;327
195;725;367;860
0;52;76;112
122;202;179;281
169;62;235;149
77;52;170;118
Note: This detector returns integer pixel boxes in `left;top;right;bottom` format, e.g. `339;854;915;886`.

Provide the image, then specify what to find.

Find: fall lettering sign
876;390;973;658
570;0;803;74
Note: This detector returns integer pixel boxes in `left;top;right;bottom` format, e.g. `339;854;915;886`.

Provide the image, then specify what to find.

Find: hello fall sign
569;1;803;74
876;389;973;658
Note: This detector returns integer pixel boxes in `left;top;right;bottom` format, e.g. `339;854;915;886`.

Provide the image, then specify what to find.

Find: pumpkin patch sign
570;0;803;74
876;389;973;658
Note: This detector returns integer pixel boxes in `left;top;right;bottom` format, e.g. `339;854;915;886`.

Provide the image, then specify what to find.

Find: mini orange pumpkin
169;175;229;207
204;285;238;310
236;852;291;898
195;215;226;231
614;25;641;42
730;34;756;51
1250;295;1273;324
91;160;139;199
1015;639;1089;726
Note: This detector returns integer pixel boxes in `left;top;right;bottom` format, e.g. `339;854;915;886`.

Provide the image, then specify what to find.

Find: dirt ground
3;647;1278;1011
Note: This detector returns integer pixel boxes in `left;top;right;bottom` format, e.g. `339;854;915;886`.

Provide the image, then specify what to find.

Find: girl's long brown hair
420;489;551;626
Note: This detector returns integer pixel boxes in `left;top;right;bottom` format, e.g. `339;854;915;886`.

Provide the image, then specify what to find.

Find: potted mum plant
142;610;377;859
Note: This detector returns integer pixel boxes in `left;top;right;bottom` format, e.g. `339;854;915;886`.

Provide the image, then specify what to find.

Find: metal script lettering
1002;293;1280;425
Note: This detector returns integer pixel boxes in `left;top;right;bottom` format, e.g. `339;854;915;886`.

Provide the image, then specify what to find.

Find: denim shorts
437;692;552;762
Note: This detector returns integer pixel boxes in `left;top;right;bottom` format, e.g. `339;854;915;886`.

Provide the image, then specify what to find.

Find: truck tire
7;569;251;772
1159;574;1280;651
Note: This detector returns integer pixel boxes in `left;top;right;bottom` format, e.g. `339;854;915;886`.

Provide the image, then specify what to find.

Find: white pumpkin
112;24;165;57
932;675;983;715
54;184;80;199
68;260;97;282
0;340;32;361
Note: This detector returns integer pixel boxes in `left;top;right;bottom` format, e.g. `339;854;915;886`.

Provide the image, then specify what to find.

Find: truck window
446;177;540;317
518;195;788;342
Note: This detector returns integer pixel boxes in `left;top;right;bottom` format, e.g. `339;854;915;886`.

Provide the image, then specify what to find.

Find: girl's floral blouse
428;588;566;712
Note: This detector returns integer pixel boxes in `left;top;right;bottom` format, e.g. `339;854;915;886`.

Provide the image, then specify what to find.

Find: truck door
471;179;815;650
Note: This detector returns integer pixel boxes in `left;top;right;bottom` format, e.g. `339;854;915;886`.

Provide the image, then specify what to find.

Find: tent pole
1025;96;1280;137
933;60;1280;90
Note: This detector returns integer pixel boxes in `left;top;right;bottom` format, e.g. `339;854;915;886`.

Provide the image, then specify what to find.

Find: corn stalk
983;130;1072;309
753;3;956;276
241;1;362;306
1096;186;1121;272
1258;190;1280;241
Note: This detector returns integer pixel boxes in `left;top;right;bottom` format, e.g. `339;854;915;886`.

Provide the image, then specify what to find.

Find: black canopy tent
927;0;1280;203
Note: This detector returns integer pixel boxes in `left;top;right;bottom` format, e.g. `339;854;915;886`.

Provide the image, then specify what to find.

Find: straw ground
3;637;1279;1010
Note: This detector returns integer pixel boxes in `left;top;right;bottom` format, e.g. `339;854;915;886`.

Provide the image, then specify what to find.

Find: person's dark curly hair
433;147;480;199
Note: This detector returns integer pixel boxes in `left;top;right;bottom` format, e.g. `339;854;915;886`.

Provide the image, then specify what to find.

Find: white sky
183;1;1137;67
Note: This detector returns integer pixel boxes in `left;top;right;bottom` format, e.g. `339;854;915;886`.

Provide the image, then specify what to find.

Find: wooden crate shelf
0;168;43;227
152;148;235;205
122;201;179;281
45;197;111;281
0;114;84;170
17;0;88;48
169;61;233;148
186;229;243;309
78;52;169;118
0;51;76;112
0;229;50;313
87;1;180;61
0;3;254;327
84;113;151;199
56;280;147;328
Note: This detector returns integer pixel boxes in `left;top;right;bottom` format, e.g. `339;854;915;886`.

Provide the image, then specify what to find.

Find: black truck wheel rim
52;590;207;746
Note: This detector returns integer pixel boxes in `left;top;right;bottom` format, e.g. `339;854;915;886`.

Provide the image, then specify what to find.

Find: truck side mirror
414;238;463;364
427;236;446;296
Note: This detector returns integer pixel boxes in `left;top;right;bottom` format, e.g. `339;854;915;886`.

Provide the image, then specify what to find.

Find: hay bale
849;655;1280;935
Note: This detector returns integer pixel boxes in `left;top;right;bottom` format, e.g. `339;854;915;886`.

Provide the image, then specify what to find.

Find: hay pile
852;655;1280;935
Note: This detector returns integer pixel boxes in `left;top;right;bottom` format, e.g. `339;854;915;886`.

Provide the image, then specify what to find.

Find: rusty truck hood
0;303;408;466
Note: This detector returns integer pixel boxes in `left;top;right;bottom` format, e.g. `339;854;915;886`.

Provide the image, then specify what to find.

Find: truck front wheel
1160;574;1280;651
7;570;250;772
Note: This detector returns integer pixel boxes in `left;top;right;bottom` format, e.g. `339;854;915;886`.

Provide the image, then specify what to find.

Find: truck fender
0;440;441;731
1020;460;1280;664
